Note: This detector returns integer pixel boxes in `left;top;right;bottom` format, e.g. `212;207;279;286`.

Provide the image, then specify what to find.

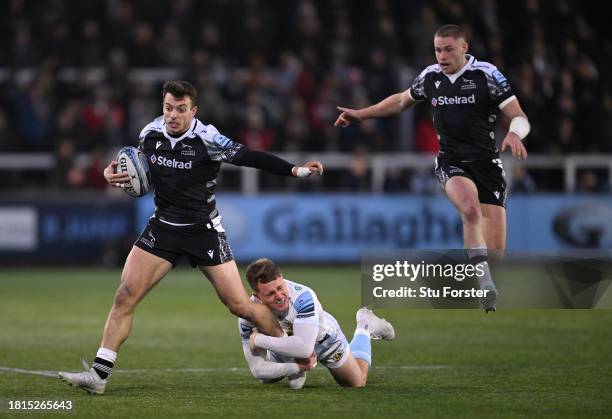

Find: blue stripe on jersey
293;291;315;315
297;313;315;318
240;324;253;339
297;304;314;313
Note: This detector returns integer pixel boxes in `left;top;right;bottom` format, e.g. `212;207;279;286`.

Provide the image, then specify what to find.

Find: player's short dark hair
246;258;282;291
162;80;197;107
434;24;466;40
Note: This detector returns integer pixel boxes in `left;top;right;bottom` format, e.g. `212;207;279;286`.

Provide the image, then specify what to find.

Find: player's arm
238;317;309;380
251;322;319;359
334;88;417;127
241;342;306;381
499;98;530;160
232;148;323;177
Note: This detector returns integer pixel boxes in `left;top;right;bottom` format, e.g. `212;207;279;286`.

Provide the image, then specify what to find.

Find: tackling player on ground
335;25;530;312
59;81;323;394
239;258;395;389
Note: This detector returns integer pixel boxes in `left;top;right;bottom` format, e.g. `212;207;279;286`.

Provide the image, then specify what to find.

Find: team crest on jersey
460;77;476;90
181;143;196;156
330;347;344;363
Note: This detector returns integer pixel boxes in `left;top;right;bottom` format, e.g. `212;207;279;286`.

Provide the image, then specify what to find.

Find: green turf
1;267;611;418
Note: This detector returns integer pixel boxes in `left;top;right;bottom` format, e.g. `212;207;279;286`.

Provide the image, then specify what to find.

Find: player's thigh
328;354;365;388
481;204;507;259
199;260;250;307
444;176;481;216
118;245;173;304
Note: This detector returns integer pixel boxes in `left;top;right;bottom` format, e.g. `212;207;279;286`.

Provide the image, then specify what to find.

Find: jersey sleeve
485;67;514;106
241;342;301;381
253;322;318;358
292;290;319;326
199;124;245;163
408;67;430;102
138;116;164;149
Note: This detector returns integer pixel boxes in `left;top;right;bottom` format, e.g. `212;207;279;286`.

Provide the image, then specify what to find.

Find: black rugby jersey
138;116;244;225
409;55;515;160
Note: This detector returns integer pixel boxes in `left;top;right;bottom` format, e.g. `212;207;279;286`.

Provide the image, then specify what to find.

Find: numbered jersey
409;55;515;160
138;116;244;225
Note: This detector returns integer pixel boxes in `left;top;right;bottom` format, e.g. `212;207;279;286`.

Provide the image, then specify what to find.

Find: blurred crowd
0;0;610;192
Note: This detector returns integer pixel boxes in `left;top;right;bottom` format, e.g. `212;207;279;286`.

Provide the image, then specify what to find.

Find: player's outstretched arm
334;88;416;127
241;343;313;381
500;99;530;160
250;323;318;359
231;148;323;178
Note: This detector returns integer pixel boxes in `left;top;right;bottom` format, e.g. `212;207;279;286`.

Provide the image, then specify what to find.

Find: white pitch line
0;367;57;378
0;364;449;378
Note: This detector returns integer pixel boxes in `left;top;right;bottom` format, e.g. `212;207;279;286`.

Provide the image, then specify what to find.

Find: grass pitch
1;267;611;418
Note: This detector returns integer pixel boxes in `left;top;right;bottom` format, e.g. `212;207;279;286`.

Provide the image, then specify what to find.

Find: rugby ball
115;146;151;197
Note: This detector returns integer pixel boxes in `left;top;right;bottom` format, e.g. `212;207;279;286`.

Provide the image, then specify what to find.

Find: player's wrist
294;362;308;372
509;116;530;140
354;109;366;120
292;167;312;177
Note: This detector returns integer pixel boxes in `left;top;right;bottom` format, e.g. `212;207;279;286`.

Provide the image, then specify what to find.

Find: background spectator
0;0;609;191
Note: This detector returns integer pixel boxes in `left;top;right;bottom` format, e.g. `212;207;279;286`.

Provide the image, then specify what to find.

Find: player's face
255;276;290;312
434;36;468;74
163;93;197;135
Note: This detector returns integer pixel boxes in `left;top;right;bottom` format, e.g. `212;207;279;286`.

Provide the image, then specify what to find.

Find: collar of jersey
162;118;196;149
443;54;475;84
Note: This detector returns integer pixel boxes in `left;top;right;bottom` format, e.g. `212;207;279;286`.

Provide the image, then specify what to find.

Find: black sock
92;357;114;380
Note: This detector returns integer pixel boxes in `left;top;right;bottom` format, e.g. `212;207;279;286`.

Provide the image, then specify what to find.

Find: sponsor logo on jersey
492;70;508;88
213;133;234;148
431;94;476;107
434;80;441;89
156;140;163;149
149;154;193;170
207;249;214;258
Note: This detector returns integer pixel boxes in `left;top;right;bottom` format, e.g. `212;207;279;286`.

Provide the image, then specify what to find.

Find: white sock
96;347;117;363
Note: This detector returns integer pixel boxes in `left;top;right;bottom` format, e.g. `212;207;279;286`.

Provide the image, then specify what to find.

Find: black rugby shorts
134;220;234;267
434;155;507;207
